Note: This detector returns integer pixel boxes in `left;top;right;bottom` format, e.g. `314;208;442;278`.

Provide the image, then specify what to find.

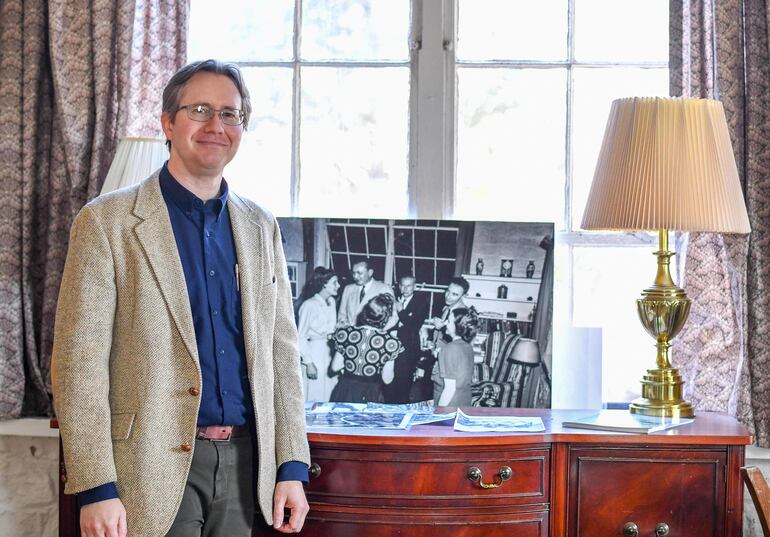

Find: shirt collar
159;162;229;220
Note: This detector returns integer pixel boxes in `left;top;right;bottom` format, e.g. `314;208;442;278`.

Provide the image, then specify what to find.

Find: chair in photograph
471;334;541;407
742;466;770;537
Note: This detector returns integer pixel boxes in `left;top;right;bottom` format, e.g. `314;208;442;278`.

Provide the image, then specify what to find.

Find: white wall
0;420;58;537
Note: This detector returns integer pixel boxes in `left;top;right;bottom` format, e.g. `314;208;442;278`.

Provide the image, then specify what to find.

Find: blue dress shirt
78;166;307;507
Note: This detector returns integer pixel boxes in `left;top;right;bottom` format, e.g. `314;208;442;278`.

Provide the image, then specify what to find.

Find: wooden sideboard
57;409;751;536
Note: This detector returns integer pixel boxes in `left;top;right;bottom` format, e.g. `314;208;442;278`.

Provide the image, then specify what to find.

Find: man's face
351;263;373;286
399;278;415;298
161;72;243;178
444;283;465;307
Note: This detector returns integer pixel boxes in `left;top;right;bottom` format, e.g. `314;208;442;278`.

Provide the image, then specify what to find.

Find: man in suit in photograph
336;259;396;328
384;275;430;403
414;276;471;399
52;60;310;537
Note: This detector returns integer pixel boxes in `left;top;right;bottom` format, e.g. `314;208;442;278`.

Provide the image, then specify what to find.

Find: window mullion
290;0;302;215
409;0;456;219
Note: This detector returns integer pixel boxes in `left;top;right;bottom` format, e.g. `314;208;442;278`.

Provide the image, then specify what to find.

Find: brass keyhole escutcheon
466;466;513;489
623;522;639;537
309;462;321;479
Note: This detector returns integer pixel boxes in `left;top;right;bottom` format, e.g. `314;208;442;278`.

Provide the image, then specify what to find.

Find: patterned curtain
670;0;770;445
0;0;187;419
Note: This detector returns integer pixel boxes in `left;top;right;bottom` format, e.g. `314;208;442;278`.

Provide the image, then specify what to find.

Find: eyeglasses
177;104;245;126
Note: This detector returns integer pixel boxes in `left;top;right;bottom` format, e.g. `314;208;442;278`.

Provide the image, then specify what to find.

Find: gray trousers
166;435;257;537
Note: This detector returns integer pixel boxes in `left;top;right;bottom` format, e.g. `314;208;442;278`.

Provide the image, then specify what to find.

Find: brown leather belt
195;424;251;442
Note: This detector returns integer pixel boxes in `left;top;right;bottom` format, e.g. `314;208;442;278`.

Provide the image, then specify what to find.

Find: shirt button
222;390;228;396
180;443;193;452
220;349;225;355
209;270;215;276
205;231;211;237
213;310;219;316
188;387;199;396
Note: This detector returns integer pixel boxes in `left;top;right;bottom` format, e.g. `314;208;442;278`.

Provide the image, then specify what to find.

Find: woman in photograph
297;267;340;402
432;307;479;407
329;293;403;403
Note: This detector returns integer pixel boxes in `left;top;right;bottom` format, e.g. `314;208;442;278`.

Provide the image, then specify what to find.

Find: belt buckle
211;426;233;442
199;426;233;442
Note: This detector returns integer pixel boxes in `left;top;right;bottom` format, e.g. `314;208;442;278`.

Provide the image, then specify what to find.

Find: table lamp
101;137;167;194
581;97;750;418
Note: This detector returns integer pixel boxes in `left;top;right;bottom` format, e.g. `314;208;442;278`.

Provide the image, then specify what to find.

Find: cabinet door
568;447;726;537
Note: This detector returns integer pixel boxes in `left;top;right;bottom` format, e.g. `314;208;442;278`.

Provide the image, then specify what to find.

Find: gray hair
162;59;252;148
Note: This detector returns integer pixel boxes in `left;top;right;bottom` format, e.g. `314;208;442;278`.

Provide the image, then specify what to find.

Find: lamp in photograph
101;137;167;194
581;97;750;418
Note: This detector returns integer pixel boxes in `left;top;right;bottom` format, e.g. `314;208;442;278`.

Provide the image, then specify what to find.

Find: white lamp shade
101;137;167;194
582;97;751;234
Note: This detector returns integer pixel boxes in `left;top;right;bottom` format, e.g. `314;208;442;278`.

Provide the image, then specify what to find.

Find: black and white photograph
280;218;554;409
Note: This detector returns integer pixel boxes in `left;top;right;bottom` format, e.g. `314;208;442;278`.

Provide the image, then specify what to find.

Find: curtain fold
670;0;770;445
454;221;475;277
0;0;187;419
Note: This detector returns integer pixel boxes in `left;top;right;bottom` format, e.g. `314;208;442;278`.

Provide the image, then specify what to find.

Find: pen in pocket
235;263;240;292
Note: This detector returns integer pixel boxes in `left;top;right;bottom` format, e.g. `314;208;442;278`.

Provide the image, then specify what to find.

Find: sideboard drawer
307;445;550;508
300;505;549;537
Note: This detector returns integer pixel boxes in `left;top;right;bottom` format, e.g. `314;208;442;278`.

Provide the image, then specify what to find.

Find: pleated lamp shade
581;97;750;234
101;137;167;194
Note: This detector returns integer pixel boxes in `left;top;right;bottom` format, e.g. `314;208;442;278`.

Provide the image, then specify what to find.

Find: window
188;0;670;406
188;0;411;217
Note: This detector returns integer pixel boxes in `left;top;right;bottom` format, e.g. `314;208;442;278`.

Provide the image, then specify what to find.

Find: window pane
436;230;457;259
188;0;294;62
575;0;669;63
302;0;409;61
346;227;366;252
572;246;678;402
455;68;567;225
366;227;387;254
299;67;409;218
394;228;413;256
571;67;669;229
457;0;568;61
415;259;435;285
414;229;435;258
224;68;293;215
395;257;413;280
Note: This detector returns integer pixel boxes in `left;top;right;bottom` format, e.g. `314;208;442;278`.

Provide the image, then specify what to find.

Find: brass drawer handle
623;522;639;537
466;466;512;489
655;522;670;537
309;462;321;479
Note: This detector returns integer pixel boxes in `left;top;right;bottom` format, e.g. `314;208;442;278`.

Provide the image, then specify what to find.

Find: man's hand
305;362;318;380
272;480;309;533
80;498;127;537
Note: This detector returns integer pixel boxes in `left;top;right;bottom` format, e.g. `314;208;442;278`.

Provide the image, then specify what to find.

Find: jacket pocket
111;412;136;441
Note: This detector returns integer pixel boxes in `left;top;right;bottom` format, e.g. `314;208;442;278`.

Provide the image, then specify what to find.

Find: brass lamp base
630;229;695;419
629;367;694;418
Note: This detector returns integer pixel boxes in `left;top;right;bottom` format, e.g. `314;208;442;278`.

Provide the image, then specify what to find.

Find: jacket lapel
227;193;264;366
132;174;200;368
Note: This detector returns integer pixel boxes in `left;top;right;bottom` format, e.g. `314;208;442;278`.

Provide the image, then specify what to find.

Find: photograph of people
384;274;429;404
329;293;403;403
296;267;340;403
432;307;479;407
337;259;396;329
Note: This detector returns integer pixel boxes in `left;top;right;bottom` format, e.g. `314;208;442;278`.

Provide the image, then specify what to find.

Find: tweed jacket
52;173;310;537
337;279;396;327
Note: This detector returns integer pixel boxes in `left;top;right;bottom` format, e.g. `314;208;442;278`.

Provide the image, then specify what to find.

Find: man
384;275;429;404
424;276;470;341
336;259;396;328
52;60;310;537
414;276;470;400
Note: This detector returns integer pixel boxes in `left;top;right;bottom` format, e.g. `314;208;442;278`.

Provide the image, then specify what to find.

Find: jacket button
180;443;193;452
188;387;199;396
